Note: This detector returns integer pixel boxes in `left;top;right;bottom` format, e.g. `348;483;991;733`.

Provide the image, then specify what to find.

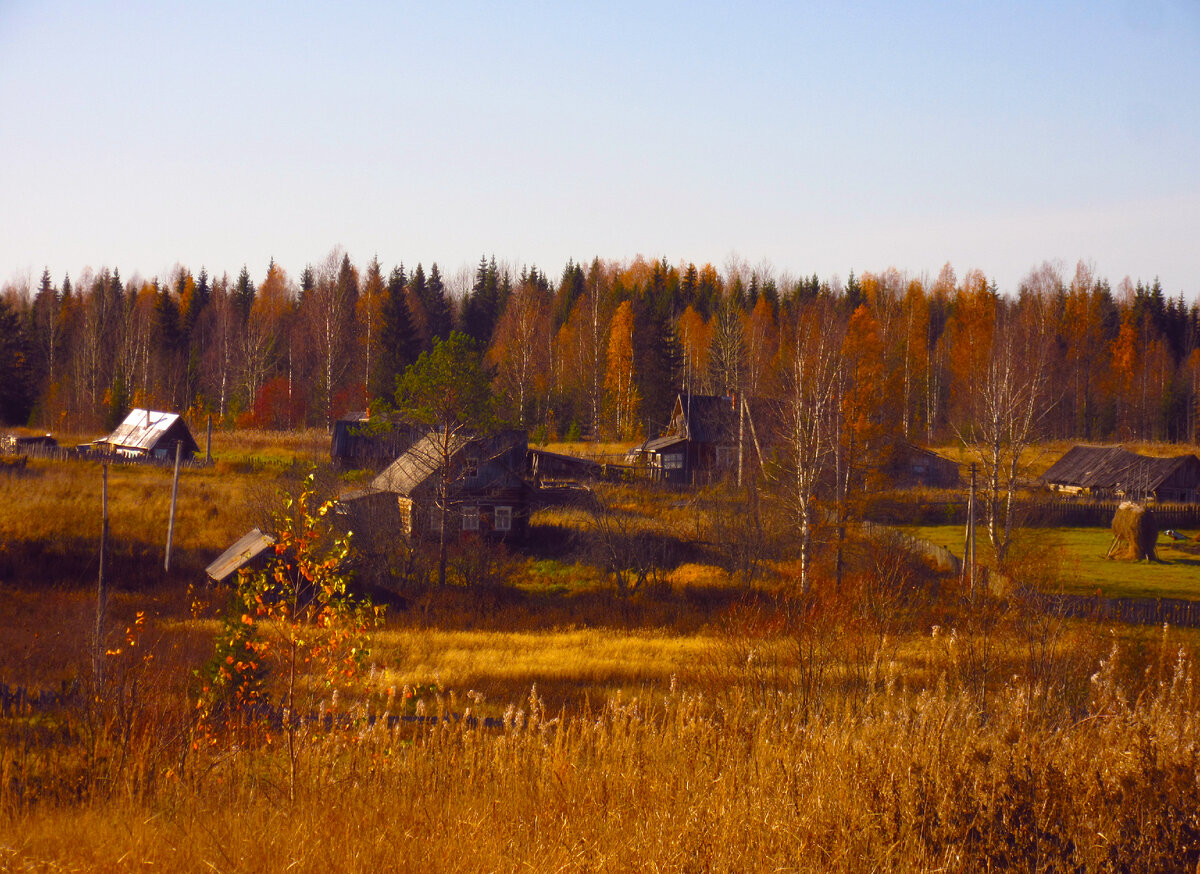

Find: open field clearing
3;627;1199;871
908;524;1200;600
4;432;1200;868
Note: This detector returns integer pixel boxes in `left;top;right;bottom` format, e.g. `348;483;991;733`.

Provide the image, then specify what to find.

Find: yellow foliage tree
604;301;640;440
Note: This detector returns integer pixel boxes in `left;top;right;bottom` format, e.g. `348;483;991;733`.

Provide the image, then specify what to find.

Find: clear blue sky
2;0;1198;297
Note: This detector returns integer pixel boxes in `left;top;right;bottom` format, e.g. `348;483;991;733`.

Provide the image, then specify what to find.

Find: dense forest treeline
0;251;1197;445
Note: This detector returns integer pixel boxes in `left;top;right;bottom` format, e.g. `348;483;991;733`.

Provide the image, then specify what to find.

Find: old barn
1040;446;1200;503
94;409;199;461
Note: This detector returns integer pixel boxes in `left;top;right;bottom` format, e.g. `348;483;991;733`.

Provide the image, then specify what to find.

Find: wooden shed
1040;445;1200;503
94;409;199;461
330;412;422;470
879;441;961;489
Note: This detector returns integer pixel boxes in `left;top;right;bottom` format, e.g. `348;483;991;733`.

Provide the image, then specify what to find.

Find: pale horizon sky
2;0;1199;299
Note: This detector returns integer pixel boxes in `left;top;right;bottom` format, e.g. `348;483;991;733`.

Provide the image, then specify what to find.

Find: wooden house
627;394;776;484
94;409;199;461
1040;446;1200;503
330;412;421;470
879;441;961;489
357;429;530;540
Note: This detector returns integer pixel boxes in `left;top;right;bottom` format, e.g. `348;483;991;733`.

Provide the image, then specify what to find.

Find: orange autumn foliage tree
677;305;712;396
604;300;640;440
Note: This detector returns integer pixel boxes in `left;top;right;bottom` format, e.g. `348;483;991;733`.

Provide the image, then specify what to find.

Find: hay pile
1108;502;1158;561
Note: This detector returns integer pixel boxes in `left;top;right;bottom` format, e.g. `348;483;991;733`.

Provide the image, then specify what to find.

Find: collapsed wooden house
1040;446;1200;503
93;409;199;461
343;429;530;541
205;528;277;584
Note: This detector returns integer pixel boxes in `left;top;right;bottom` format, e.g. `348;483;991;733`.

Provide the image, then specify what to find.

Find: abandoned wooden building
1040;445;1200;503
626;394;776;484
0;433;58;456
330;412;422;469
93;409;199;461
205;528;277;584
879;441;961;489
349;429;531;540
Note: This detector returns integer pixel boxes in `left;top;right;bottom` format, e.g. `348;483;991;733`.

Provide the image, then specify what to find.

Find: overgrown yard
4;433;1200;869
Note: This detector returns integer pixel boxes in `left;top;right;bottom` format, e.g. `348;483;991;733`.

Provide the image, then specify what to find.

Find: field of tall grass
3;615;1198;870
3;431;1200;869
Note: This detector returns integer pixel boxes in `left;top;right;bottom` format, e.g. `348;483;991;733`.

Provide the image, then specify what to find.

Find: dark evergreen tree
679;263;699;313
552;260;585;330
844;270;864;311
461;255;500;346
234;265;255;323
410;262;428;312
156;279;182;352
632;294;683;435
0;295;36;424
378;265;419;399
425;263;452;341
299;264;315;300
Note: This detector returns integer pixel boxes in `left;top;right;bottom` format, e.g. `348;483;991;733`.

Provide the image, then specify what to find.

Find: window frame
494;505;512;532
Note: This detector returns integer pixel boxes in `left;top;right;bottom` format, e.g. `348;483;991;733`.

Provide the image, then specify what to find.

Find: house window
429;507;443;533
463;456;479;479
462;506;480;531
715;446;734;469
663;453;684;470
494;506;512;531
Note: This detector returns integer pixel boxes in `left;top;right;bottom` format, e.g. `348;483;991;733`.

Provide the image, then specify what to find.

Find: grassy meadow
909;524;1200;600
2;431;1200;870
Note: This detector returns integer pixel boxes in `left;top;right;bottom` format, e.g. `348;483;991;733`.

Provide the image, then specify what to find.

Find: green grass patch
906;524;1200;600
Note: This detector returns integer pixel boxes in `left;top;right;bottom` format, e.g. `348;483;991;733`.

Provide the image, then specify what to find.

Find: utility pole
165;440;182;572
94;461;108;688
965;462;977;600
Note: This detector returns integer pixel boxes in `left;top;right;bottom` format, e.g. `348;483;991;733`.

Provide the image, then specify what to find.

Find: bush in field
197;474;381;735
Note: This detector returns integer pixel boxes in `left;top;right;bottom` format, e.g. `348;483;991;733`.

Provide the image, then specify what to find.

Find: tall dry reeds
3;627;1198;871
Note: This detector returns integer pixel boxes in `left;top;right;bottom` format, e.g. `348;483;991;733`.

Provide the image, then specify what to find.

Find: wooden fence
1020;590;1200;629
867;498;1200;529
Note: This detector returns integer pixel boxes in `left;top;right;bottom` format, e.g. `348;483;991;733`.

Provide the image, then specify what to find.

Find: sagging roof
99;408;199;455
370;430;528;496
206;528;276;583
1040;445;1200;493
642;435;688;453
372;431;473;495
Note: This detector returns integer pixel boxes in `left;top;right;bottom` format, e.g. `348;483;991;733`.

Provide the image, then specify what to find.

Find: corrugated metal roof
206;528;276;583
101;408;185;452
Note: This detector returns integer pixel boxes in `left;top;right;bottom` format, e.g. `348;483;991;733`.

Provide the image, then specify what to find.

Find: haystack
1107;502;1158;561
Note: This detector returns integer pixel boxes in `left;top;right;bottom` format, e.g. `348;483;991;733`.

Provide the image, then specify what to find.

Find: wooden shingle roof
1040;445;1200;493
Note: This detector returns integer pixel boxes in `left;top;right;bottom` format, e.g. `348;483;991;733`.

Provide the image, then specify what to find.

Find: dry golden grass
3;627;1199;871
5;433;1200;869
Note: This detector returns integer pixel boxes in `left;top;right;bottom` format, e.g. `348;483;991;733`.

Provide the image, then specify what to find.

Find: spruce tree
378;265;419;399
0;295;36;425
425;263;452;341
234;265;256;323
